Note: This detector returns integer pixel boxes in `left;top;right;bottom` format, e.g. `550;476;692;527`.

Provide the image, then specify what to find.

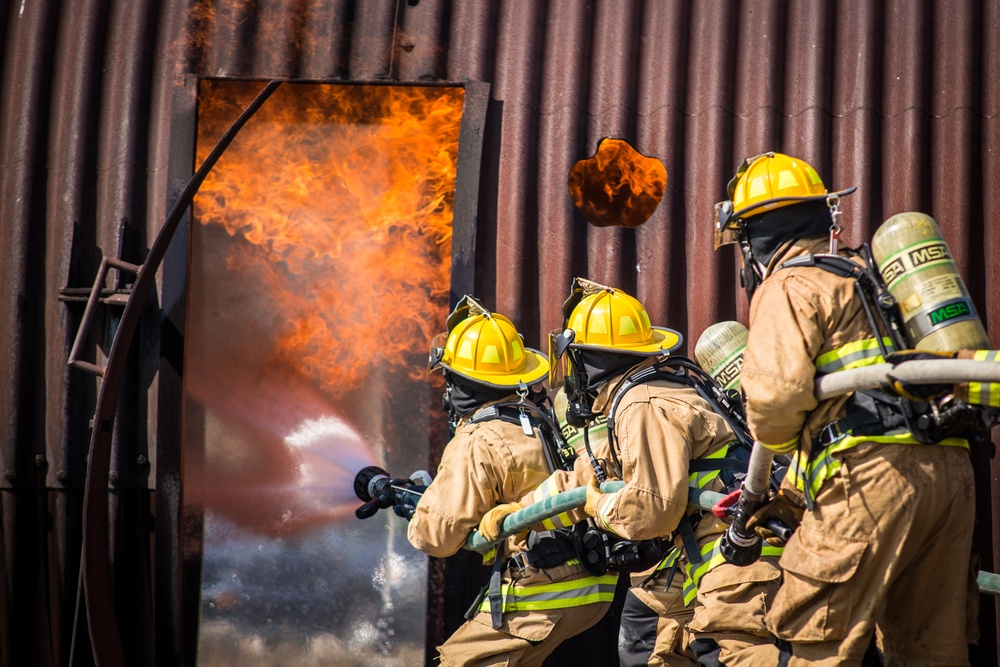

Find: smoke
184;336;378;537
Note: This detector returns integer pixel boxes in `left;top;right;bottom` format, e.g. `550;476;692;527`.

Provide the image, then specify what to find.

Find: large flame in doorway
194;81;464;395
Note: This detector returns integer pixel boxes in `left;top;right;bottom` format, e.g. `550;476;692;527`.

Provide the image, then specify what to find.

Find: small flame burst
567;137;667;228
194;81;464;395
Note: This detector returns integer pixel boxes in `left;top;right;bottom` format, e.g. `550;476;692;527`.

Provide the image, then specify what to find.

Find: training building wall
0;0;998;664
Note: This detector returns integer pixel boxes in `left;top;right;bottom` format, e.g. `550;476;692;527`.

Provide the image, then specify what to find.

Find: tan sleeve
592;394;694;540
742;273;830;452
407;429;498;558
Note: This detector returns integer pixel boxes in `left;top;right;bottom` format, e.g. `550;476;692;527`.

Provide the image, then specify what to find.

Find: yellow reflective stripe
487;591;613;611
814;337;894;375
968;350;1000;407
787;453;806;490
759;435;799;454
541;512;573;531
596;491;619;534
688;444;731;488
683;540;727;605
681;541;784;605
479;574;619;613
682;578;697;605
654;546;681;573
762;545;784;558
800;448;840;500
788;433;970;496
544;513;573;530
489;574;620;597
481;547;497;565
534;476;560;501
532;476;573;530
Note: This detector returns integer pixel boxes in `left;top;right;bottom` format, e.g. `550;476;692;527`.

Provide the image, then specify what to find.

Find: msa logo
908;243;950;268
928;301;971;326
560;414;606;441
714;357;743;389
880;258;907;286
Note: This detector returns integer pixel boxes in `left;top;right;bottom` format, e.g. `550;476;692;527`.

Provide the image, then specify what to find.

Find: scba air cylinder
872;212;988;352
695;321;748;391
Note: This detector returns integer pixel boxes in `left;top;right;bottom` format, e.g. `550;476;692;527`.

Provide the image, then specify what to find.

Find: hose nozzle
353;466;429;520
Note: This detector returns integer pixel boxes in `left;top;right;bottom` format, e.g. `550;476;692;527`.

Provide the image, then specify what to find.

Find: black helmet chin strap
738;237;765;302
564;348;599;429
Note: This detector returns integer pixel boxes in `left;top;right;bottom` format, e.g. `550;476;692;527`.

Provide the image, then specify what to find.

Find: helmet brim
440;346;550;389
731;185;857;222
569;326;684;356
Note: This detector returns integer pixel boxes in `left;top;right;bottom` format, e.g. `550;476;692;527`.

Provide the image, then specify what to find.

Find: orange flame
194;81;463;395
568;137;667;228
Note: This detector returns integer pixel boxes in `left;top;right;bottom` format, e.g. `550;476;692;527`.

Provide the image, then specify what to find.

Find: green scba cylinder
872;212;988;352
694;321;748;390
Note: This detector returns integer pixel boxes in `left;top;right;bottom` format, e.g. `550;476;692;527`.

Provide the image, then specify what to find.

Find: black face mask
574;348;645;393
740;201;833;301
442;371;512;422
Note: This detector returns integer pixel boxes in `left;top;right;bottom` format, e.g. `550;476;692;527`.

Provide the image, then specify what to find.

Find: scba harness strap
467;398;586;628
469;400;577;473
607;356;757;453
777;249;986;447
605;356;757;488
508;530;579;572
604;357;771;569
776;249;982;508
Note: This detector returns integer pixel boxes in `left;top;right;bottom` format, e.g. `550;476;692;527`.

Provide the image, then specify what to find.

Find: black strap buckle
508;552;530;573
815;420;845;450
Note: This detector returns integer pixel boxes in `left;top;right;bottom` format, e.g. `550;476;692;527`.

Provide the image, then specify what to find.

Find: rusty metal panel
0;0;998;664
0;5;62;666
47;0;106;490
297;0;354;80
445;0;499;82
349;0;400;79
0;0;57;491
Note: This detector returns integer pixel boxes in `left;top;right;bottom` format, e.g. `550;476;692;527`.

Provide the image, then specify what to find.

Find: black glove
392;485;426;521
745;489;804;546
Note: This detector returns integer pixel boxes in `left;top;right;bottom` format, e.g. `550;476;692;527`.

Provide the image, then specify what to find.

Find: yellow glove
745;489;804;546
584;475;604;518
885;350;956;401
478;502;522;542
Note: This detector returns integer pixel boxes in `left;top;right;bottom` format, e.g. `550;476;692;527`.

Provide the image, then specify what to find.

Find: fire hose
462;481;720;551
813;359;1000;399
718;358;1000;568
452;358;1000;593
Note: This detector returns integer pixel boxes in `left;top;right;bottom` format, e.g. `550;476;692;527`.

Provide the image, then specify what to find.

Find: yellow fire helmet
428;295;548;389
714;152;856;248
552;278;683;359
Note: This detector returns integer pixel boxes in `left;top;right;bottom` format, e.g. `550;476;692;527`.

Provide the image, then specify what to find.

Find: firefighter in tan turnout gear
514;279;782;666
405;295;616;667
714;152;978;665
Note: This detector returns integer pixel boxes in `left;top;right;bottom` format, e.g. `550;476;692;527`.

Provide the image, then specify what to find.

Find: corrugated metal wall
1;0;997;664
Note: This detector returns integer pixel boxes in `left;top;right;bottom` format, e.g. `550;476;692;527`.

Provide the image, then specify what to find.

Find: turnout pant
437;562;612;667
767;442;976;666
619;567;696;667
